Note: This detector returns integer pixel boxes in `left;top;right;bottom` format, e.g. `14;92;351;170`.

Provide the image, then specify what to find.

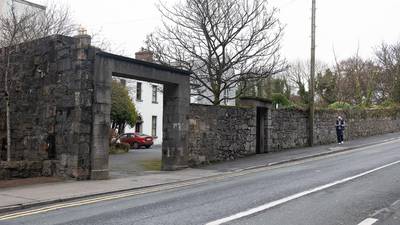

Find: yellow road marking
1;139;398;221
0;177;229;221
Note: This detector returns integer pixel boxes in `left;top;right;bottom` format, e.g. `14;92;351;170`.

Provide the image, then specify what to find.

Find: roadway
1;139;399;225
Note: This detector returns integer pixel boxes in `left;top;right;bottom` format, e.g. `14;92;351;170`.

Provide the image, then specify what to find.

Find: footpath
0;132;399;213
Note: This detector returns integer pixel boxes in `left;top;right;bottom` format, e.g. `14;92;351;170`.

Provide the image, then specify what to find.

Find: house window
151;116;157;137
136;82;142;101
152;85;158;103
223;89;229;105
135;123;142;133
135;116;143;133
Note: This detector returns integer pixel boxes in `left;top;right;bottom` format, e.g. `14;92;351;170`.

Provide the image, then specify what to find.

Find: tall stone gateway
0;35;190;180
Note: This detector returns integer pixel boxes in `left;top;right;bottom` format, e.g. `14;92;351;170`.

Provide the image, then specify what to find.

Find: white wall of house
0;0;45;16
123;79;164;145
189;59;237;106
190;87;236;106
0;0;7;15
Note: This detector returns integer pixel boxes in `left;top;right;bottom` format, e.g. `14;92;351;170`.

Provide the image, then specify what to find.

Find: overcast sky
32;0;400;65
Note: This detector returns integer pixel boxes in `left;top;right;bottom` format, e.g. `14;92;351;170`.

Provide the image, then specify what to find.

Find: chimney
135;48;154;62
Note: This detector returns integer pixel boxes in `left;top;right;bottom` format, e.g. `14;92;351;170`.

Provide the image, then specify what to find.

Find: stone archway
0;34;190;180
90;52;191;180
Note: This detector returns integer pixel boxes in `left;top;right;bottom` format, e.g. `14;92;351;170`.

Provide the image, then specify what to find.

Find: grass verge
140;160;162;171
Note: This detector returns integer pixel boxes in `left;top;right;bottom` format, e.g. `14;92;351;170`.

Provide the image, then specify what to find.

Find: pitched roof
14;0;46;10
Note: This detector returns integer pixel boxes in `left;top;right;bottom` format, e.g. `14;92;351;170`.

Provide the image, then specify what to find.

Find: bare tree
375;42;400;102
146;0;286;105
331;51;381;105
0;1;75;161
285;60;327;104
90;28;128;56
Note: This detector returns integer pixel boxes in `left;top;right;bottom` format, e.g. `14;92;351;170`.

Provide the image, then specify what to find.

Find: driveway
109;145;162;178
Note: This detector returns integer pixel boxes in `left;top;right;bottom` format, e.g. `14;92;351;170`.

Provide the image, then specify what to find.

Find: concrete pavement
0;132;399;214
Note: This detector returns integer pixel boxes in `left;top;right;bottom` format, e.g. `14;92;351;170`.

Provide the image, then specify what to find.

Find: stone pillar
256;107;265;154
162;83;190;170
265;108;272;153
75;37;91;58
90;55;111;180
71;33;93;179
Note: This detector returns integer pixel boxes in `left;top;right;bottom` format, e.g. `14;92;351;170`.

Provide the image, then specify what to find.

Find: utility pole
309;0;316;146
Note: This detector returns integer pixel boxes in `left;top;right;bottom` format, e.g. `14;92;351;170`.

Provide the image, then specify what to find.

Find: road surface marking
205;160;400;225
358;218;378;225
1;139;399;221
0;169;276;221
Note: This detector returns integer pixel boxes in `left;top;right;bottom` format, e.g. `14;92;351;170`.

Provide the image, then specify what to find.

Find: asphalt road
1;139;400;225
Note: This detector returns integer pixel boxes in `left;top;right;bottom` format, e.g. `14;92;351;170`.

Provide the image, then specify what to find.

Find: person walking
335;116;346;144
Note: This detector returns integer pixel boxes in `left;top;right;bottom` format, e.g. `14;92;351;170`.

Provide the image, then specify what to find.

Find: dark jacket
335;119;345;132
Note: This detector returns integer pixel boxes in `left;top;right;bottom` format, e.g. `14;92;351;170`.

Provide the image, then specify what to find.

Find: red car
118;133;154;149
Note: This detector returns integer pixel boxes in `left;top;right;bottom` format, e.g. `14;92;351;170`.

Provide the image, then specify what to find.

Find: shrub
328;101;352;110
271;93;291;108
109;143;130;154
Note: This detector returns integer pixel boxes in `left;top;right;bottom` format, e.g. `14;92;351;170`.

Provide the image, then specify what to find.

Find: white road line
358;218;378;225
205;160;400;225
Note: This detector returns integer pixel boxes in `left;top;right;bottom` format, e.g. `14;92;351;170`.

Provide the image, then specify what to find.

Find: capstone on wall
188;104;257;166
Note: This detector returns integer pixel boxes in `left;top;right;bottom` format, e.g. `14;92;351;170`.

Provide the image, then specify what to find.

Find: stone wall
270;108;400;151
189;104;400;165
0;35;97;180
188;104;257;166
0;160;58;180
316;108;400;144
270;109;309;150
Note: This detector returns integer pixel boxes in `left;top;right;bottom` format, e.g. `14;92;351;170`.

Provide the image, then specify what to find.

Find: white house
0;0;45;16
118;50;164;145
123;79;163;145
191;88;236;106
189;59;237;106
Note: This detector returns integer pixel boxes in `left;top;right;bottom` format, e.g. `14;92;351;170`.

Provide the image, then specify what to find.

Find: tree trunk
117;123;125;135
212;92;221;105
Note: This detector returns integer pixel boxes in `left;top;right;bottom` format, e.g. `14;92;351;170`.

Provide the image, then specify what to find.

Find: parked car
118;133;154;149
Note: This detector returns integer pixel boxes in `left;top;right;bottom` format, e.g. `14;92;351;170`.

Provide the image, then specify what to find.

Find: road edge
1;137;399;214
